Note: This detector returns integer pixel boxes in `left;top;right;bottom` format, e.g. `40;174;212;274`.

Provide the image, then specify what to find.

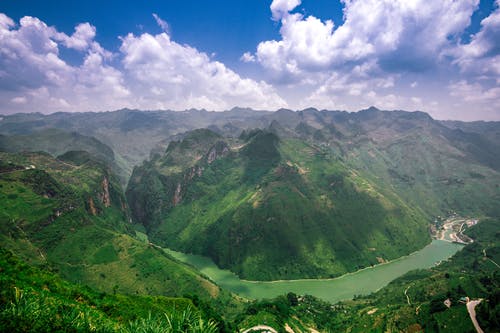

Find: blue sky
0;0;499;120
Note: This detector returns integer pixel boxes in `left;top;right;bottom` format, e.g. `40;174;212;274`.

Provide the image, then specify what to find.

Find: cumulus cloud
453;0;500;81
449;80;500;106
270;0;301;20
240;51;256;63
245;0;500;119
448;80;500;119
0;13;286;113
0;13;130;112
58;23;96;51
120;32;285;110
259;0;479;79
11;96;27;104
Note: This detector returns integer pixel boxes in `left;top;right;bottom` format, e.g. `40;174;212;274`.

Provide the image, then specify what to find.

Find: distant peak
300;107;319;113
229;106;255;112
361;106;380;113
276;108;294;113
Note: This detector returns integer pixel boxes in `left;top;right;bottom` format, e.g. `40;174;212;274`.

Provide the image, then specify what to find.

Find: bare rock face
101;176;111;207
173;141;230;207
185;165;204;182
206;141;229;164
88;197;97;216
173;183;182;206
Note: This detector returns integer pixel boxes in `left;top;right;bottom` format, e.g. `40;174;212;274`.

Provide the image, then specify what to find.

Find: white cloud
301;70;400;110
453;0;500;80
240;52;256;63
257;0;479;79
57;23;96;51
270;0;301;21
120;32;286;110
449;80;500;104
0;13;286;113
448;79;500;119
11;96;27;104
152;13;170;33
250;0;500;119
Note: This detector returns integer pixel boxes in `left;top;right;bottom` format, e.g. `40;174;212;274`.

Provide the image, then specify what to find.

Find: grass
0;247;222;332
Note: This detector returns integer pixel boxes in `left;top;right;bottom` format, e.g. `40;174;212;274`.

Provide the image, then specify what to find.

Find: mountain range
0;107;499;332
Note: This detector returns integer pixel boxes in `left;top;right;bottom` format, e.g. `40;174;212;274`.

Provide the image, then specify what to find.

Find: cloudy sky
1;0;499;120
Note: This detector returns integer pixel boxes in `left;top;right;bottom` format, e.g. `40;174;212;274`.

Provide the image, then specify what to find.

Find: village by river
432;216;478;245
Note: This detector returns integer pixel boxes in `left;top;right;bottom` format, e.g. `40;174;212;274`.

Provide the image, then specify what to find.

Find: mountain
1;107;499;331
0;129;129;186
232;217;500;332
0;109;272;183
0;151;229;305
127;128;430;280
0;248;221;332
124;108;500;281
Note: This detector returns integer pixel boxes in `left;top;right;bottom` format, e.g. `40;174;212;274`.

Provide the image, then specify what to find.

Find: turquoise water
163;239;463;303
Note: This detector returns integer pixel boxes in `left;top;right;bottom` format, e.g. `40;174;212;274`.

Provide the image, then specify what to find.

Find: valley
147;232;464;303
1;107;499;332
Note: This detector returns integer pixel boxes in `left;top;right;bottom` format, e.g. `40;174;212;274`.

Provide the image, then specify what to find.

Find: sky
0;0;499;120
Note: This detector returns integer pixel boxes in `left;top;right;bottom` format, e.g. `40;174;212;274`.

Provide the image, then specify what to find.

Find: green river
160;239;463;303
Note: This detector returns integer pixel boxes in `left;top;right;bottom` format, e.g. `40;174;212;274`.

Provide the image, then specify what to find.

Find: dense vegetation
128;128;430;280
1;107;499;331
232;218;500;332
0;248;222;332
0;151;237;313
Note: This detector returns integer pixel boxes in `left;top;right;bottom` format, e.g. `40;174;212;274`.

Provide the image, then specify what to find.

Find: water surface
163;240;463;303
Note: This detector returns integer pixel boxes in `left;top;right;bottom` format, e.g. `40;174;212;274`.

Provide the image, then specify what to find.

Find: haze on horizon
0;0;499;121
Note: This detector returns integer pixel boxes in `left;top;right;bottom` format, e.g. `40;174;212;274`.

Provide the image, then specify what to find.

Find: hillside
0;108;272;182
0;129;129;186
0;151;231;306
0;107;499;331
127;128;430;280
0;248;223;332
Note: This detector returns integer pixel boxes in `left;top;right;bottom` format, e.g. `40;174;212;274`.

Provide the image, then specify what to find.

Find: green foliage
0;151;230;313
230;218;499;332
0;248;221;332
130;129;430;280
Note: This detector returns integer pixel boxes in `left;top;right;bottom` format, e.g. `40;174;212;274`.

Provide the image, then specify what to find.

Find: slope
0;128;129;186
0;151;227;304
127;128;430;280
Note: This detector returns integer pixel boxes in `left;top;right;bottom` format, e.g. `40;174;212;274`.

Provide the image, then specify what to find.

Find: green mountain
1;107;499;331
0;151;229;305
124;108;500;281
0;108;272;182
0;129;129;186
127;128;430;280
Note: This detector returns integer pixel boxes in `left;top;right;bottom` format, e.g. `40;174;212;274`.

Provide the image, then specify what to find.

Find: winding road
467;299;484;333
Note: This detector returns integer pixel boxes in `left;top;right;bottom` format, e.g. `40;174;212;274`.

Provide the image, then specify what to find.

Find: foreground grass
0;248;220;332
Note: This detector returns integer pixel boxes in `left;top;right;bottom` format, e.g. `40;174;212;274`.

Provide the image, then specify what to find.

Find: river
154;237;464;303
